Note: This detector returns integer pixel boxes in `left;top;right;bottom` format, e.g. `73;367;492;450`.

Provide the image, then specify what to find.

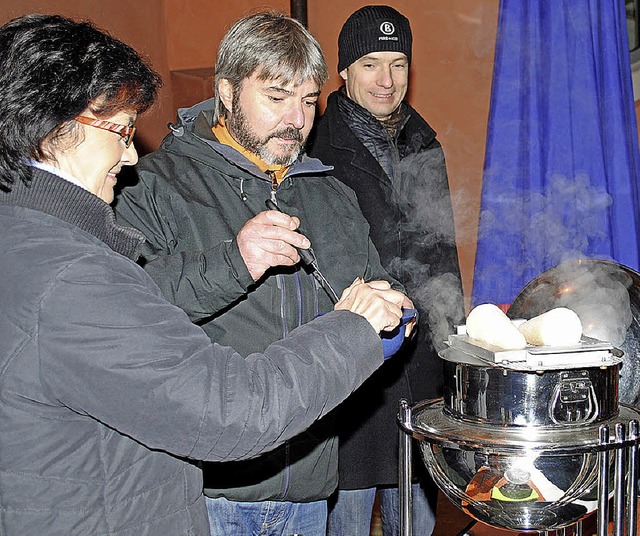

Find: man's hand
335;279;414;335
237;210;311;281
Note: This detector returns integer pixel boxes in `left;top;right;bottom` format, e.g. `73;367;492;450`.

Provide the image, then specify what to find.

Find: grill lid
507;259;640;404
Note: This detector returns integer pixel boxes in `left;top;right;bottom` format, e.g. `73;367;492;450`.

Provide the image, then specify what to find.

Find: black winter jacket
307;89;464;488
115;99;396;502
0;169;385;535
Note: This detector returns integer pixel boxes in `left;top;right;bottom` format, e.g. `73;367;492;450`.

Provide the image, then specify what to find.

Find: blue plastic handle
400;308;418;325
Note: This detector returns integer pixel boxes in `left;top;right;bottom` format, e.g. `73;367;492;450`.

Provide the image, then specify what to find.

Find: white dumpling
518;307;582;347
466;303;527;350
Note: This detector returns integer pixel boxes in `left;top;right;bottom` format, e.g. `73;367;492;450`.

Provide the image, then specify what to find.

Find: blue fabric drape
472;0;640;307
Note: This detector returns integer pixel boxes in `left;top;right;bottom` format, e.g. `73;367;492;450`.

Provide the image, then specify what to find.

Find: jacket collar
170;98;333;179
320;92;386;178
0;168;145;260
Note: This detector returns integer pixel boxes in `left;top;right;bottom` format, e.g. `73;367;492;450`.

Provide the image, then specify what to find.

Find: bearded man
115;11;411;536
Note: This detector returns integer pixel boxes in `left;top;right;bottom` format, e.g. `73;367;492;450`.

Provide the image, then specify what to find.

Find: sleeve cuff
224;239;255;289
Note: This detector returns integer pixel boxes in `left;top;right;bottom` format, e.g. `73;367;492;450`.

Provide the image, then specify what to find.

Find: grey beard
257;139;305;166
227;107;304;166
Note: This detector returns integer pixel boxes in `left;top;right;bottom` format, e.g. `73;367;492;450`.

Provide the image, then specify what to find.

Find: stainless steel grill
398;260;640;535
399;398;640;535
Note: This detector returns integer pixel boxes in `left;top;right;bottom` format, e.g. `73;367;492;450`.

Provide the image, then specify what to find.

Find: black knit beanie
338;5;412;72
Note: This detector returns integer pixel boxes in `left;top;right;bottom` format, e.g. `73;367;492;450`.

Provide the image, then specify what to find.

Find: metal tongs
265;199;340;303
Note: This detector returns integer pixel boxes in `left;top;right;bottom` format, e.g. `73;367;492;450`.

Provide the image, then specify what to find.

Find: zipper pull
267;170;278;203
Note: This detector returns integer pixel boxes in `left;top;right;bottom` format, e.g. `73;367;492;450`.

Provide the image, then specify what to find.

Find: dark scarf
335;87;409;181
0;168;145;260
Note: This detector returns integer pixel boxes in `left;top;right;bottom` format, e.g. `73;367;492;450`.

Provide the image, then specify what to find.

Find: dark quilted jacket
307;89;464;488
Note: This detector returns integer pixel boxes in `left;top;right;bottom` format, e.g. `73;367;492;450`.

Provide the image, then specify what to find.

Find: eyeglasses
75;116;136;148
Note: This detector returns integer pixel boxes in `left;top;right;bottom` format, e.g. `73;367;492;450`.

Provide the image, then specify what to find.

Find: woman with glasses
0;13;408;536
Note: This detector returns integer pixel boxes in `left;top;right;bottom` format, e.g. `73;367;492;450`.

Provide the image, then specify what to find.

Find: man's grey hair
213;11;328;124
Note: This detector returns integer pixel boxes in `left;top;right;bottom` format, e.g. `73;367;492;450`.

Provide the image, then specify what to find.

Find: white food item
465;303;527;350
517;307;582;347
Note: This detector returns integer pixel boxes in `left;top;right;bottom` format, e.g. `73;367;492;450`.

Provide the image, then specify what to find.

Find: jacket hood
162;98;333;180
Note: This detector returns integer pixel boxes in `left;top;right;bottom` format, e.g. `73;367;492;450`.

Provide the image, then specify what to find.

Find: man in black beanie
307;5;464;535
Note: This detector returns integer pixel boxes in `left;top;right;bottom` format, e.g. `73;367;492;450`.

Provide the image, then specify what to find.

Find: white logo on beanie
379;21;399;42
380;21;395;35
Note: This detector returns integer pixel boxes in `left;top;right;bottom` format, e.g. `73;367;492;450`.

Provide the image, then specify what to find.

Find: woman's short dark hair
0;14;162;190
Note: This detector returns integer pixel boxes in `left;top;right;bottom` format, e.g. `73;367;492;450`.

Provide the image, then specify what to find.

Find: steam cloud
385;151;465;352
477;171;614;285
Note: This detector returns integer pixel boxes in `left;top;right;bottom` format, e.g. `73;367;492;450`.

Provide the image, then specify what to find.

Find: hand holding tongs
265;199;340;304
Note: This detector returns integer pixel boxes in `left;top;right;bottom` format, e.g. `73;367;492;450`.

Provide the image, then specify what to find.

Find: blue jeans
327;484;437;536
205;495;327;536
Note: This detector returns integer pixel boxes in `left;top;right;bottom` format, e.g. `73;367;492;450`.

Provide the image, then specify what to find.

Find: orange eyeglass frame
75;116;136;148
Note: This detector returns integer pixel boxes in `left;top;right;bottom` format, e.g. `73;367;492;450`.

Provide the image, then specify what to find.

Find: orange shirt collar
213;116;289;184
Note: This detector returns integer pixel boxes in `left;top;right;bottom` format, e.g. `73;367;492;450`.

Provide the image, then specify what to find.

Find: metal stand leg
399;399;413;536
627;420;639;536
598;425;611;536
596;419;640;536
614;423;626;536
